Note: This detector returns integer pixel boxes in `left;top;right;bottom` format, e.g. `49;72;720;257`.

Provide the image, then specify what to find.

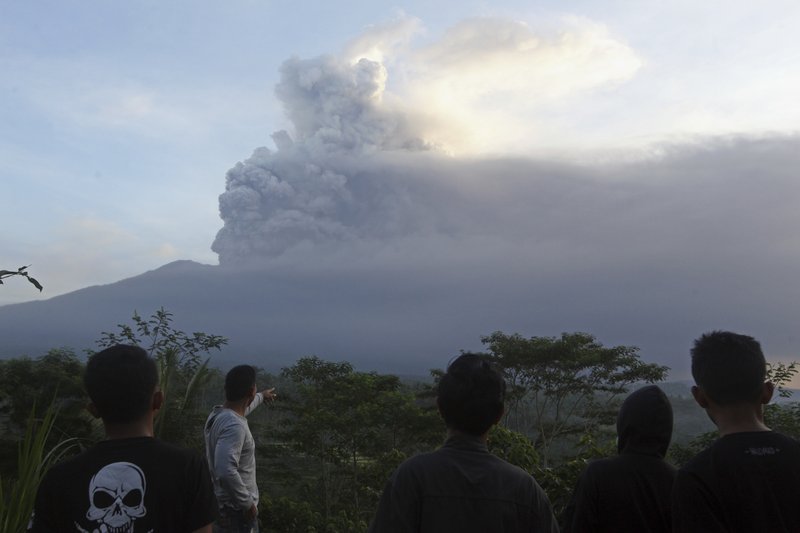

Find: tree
0;265;43;291
95;308;227;447
483;331;669;466
487;425;540;473
0;349;89;434
276;356;442;528
0;349;96;478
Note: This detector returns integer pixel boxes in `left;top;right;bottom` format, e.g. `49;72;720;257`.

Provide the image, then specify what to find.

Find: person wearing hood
562;385;676;533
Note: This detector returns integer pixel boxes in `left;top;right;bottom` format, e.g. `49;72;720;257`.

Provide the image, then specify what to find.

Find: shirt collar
442;433;489;453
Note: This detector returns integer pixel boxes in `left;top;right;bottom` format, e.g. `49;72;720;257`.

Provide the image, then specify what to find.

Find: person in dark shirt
29;344;217;533
672;330;800;532
368;353;558;533
563;385;676;533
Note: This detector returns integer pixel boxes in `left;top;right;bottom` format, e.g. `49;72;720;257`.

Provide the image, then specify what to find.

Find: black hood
616;385;673;457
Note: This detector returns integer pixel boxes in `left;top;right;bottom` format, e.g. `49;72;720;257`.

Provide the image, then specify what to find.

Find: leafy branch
0;265;43;292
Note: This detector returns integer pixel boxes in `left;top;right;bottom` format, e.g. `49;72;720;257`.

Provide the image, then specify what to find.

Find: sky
2;1;800;375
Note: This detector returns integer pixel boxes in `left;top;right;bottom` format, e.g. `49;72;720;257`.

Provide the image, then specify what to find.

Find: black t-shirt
672;431;800;533
29;436;217;533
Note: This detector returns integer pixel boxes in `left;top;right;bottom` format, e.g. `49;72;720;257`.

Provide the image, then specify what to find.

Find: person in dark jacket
368;353;559;533
563;385;676;533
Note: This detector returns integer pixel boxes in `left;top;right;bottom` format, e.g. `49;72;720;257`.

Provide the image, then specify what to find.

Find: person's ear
86;402;101;419
691;385;710;408
152;390;164;412
761;381;775;405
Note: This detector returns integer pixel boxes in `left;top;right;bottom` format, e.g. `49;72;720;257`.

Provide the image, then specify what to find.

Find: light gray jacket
204;393;265;510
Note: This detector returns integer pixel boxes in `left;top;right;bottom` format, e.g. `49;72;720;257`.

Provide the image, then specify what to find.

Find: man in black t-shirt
672;331;800;532
29;344;217;533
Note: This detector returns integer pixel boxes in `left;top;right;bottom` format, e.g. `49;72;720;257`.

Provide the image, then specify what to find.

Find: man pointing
204;365;276;533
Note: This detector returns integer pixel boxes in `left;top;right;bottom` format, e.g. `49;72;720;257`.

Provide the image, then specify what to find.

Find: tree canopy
483;331;669;465
94;307;228;446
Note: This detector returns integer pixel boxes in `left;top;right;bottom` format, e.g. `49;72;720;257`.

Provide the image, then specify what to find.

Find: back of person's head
225;365;257;402
85;344;159;425
437;353;506;436
691;330;766;405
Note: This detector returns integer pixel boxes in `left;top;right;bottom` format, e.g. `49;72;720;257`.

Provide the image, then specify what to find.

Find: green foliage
489;424;615;528
260;494;368;533
763;361;800;438
767;361;799;399
0;349;96;477
483;331;668;465
766;402;800;439
668;430;717;467
281;358;440;461
273;357;442;529
534;431;616;528
95;308;227;447
0;265;43;292
487;425;539;472
260;495;325;532
0;349;88;431
0;402;79;532
96;307;226;373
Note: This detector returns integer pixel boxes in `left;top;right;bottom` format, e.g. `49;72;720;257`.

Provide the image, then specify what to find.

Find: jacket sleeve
212;421;254;510
244;392;264;417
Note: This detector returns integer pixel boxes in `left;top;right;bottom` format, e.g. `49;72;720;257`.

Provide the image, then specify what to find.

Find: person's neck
224;398;250;417
103;419;154;440
710;404;771;436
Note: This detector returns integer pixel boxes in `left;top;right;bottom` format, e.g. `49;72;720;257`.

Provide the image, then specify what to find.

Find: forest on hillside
1;309;798;532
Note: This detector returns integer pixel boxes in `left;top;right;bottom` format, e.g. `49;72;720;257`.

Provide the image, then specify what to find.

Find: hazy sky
2;1;799;373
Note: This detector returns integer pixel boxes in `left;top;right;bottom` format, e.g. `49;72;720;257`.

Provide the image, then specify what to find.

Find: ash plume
211;55;433;263
209;33;800;372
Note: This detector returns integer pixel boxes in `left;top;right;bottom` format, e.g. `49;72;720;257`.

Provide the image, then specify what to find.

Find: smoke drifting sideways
209;43;800;370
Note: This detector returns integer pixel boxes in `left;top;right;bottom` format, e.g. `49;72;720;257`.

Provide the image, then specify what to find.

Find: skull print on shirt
82;461;147;533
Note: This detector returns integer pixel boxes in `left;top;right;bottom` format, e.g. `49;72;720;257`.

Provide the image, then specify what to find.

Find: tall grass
0;402;79;533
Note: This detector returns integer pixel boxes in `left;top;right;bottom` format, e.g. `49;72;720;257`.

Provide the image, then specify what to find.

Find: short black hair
225;365;257;402
691;330;767;405
437;353;506;436
85;344;159;424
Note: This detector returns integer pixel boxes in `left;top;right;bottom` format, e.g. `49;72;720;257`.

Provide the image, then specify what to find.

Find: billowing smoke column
211;55;432;264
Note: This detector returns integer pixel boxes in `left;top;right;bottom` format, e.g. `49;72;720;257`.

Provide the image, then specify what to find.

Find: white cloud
343;14;422;65
338;16;643;154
